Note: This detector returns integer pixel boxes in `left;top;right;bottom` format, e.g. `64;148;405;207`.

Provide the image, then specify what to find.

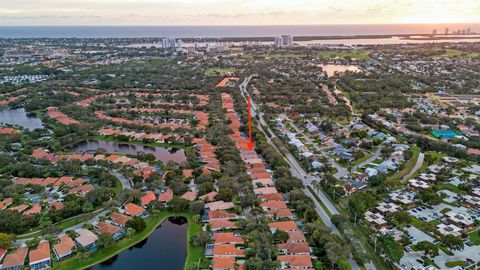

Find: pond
69;139;187;164
0;108;44;131
318;64;360;77
90;216;188;270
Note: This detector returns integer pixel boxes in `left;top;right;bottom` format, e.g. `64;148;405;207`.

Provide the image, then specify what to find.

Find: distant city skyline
0;0;479;26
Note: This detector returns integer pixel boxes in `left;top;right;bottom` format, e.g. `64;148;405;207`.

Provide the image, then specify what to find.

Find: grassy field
445;260;468;268
468;229;480;245
52;211;203;270
205;67;236;76
433;49;480;59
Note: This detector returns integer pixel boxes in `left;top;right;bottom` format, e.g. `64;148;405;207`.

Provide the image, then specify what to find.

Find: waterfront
0;108;45;131
90;217;188;270
69;139;187;164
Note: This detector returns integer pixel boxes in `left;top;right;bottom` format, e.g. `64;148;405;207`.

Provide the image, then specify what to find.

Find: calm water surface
70;139;187;164
0;108;44;130
90;217;188;270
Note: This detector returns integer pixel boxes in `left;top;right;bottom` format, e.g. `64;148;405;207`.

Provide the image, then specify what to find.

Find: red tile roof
141;191;156;206
124;203;146;216
158;188;174;203
1;246;28;268
29;241;50;263
54;235;75;258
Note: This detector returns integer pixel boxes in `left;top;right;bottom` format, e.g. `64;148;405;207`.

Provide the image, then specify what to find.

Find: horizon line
1;22;480;27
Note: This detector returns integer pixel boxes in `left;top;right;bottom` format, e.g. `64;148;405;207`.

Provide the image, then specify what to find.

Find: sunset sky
0;0;479;25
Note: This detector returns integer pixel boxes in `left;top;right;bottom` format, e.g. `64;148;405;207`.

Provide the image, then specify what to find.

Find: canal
90;217;188;270
69;139;187;164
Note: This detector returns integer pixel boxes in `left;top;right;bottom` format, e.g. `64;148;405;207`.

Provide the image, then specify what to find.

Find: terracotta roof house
260;201;288;211
214;233;245;245
69;184;94;196
0;247;6;262
95;221;123;240
124;203;148;218
49;202;65;211
278;242;311;255
181;191;198;201
267;208;294;220
205;201;235;211
54;176;74;187
213;244;245;257
208;210;238;221
199;191;218;202
141;191;156;206
268;221;298;232
110;212;133;227
10;204;29;213
212;256;236;270
183;169;193;178
53;235;75;260
42;177;59;187
253;187;278;195
0;198;13;210
287;231;307;243
0;246;28;270
158;188;174;204
29;241;51;270
210;219;238;231
74;229;98;251
277;255;313;269
23;203;41;216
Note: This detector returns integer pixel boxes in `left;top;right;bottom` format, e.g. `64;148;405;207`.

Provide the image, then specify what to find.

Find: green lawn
433;49;480;59
445;260;468;268
53;211;203;270
468;229;480;245
205;67;236;76
436;183;463;195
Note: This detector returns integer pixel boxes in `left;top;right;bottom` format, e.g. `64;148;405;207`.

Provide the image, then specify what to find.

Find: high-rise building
161;37;181;49
432;29;437;35
444;28;449;35
274;36;283;47
282;35;293;46
461;29;466;35
176;39;183;49
467;28;471;35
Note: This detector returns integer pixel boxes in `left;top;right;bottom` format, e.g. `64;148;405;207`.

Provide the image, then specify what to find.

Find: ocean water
0;24;479;38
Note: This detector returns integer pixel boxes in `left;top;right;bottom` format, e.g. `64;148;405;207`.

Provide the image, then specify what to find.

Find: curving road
402;152;425;181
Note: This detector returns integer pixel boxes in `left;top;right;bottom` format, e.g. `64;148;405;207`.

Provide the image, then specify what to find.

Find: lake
90;217;188;270
0;108;45;131
69;139;187;164
318;64;360;77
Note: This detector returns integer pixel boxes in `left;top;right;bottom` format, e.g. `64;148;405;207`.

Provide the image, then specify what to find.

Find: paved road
240;76;368;270
402;152;425;181
353;146;383;171
110;169;133;190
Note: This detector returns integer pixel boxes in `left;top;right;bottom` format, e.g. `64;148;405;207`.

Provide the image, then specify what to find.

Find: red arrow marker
247;96;254;150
